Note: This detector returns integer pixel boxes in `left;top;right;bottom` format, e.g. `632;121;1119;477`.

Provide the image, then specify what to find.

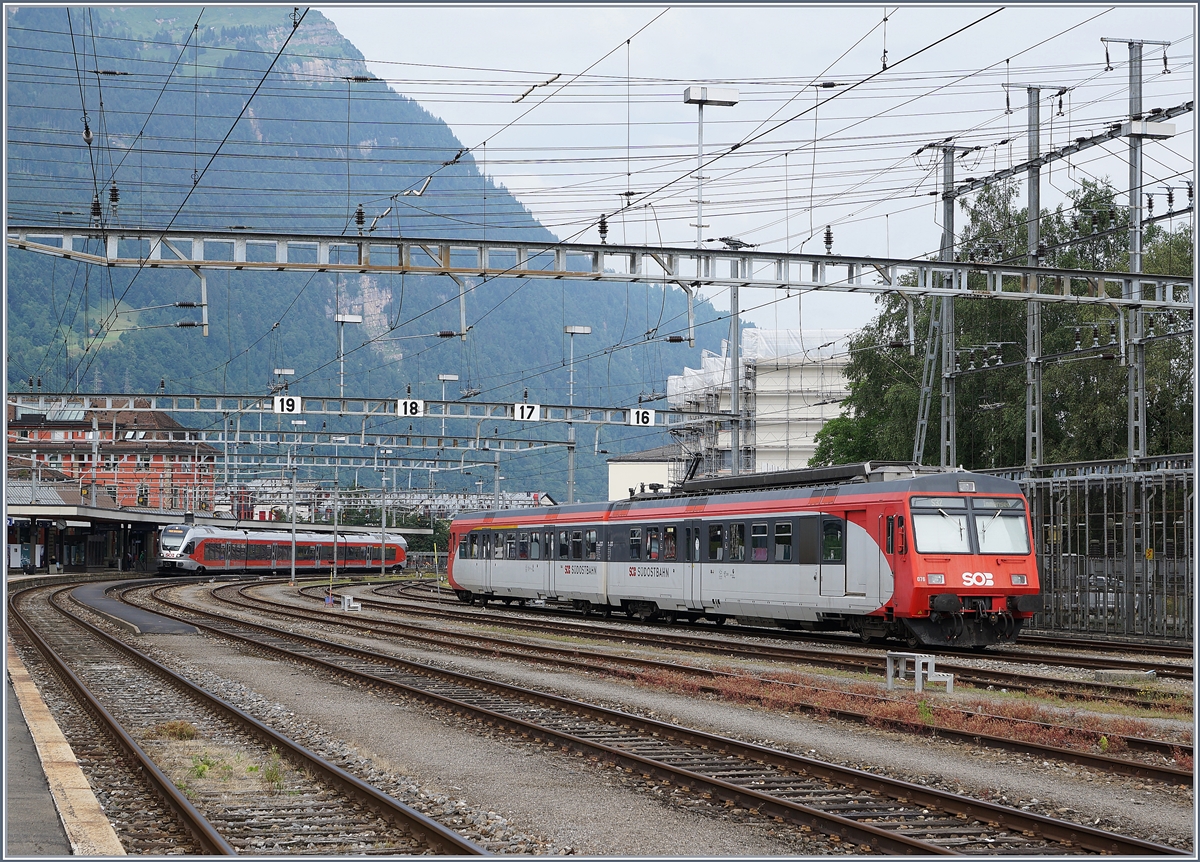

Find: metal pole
939;146;957;468
568;333;576;503
1026;87;1044;470
338;319;345;402
380;476;386;579
290;449;297;586
1126;41;1147;465
333;447;339;582
729;276;740;476
696;102;704;249
493;451;500;510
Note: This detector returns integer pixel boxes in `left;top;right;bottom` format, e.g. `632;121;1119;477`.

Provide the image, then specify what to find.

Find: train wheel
502;597;513;606
905;632;921;649
710;615;727;626
601;606;612;618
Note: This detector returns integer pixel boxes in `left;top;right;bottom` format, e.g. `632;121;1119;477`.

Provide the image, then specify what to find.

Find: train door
819;515;847;597
843;510;870;596
542;530;554;598
683;520;702;609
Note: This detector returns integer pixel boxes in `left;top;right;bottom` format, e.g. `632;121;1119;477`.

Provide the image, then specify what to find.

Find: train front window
161;525;187;549
911;509;971;553
975;511;1030;554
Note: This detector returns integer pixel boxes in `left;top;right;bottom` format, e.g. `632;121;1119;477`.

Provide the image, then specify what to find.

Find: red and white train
448;463;1042;648
157;524;407;574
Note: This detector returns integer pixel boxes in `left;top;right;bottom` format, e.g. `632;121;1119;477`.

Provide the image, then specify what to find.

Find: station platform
6;639;125;855
69;581;199;635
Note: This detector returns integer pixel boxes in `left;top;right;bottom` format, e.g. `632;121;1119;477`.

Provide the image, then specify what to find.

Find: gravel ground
131;582;1194;853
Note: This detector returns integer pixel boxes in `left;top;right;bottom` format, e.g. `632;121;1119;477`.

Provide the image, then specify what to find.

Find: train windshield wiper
938;508;964;539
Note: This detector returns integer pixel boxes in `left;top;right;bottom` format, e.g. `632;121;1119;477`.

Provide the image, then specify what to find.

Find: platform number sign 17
398;398;425;417
514;403;541;421
272;395;301;414
628;408;655;427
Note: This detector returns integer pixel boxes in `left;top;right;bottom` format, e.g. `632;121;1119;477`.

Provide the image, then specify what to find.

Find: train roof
452;466;1024;525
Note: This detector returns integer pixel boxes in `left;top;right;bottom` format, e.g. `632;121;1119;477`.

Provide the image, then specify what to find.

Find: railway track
126;581;1188;855
7;582;485;856
384;580;1194;681
191;581;1191;785
346;584;1189;711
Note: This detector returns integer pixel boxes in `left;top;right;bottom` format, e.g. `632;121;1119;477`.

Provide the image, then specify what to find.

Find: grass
261;747;285;795
146;720;198;740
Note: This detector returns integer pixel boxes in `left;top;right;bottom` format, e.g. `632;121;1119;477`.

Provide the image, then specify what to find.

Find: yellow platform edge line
7;637;126;856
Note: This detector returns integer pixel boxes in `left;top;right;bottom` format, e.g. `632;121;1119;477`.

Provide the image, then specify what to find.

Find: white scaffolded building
664;329;851;483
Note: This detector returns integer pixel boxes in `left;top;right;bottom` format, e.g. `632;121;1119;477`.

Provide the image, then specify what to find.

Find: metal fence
990;456;1193;642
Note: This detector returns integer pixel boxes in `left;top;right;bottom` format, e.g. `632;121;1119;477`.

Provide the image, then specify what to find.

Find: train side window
570;531;583;560
585;530;598;560
545;532;554;559
469;534;479;559
559;531;570;559
822;519;844;563
646;528;660;561
729;524;745;562
897;516;907;554
530;533;541;560
518;532;529;560
751;523;768;561
504;533;516;560
481;534;491;559
886;516;895;554
629;528;642;560
774;521;793;562
494;534;505;559
708;524;724;561
663;526;677;560
796;516;820;565
183;541;194;554
458;536;468;559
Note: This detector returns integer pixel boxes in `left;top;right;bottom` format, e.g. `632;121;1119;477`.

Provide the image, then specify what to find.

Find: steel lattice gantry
7;228;1192;319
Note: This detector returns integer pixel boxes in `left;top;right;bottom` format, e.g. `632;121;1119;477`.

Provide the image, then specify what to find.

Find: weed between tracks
631;666;1191;765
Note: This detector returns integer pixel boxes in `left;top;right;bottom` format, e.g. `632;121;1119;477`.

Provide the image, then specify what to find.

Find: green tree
812;180;1192;468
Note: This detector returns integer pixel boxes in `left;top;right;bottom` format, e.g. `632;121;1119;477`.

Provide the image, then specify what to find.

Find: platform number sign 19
272;395;301;414
513;403;541;421
628;408;655;427
398;398;425;417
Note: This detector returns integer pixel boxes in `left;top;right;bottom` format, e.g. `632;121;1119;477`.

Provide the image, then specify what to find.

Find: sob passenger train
158;524;407;574
447;463;1042;648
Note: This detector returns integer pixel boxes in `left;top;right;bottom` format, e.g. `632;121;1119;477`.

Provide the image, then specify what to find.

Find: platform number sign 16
398;398;425;417
272;395;301;414
514;403;541;421
628;408;655;427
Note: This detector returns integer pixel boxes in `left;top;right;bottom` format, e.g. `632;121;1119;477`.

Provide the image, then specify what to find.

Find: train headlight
1010;574;1027;585
927;573;945;585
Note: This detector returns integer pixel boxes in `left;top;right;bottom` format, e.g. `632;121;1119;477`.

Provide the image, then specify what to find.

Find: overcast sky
322;5;1194;332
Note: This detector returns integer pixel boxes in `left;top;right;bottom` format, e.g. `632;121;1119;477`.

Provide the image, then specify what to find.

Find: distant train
448;464;1042;648
158;524;407;574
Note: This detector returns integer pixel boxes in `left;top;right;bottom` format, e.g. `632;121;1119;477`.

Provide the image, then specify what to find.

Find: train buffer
885;652;954;694
340;594;363;612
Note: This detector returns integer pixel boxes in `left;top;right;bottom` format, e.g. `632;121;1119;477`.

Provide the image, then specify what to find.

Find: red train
448;463;1042;648
157;524;407;574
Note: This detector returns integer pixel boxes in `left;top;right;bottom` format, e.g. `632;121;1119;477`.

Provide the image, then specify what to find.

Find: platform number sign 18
272;395;301;414
628;408;655;427
514;403;541;421
398;398;425;417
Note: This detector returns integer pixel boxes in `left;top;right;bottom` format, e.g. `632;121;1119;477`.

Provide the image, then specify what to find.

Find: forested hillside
6;6;736;500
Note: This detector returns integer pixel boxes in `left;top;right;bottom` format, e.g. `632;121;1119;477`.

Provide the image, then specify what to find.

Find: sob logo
961;571;994;587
